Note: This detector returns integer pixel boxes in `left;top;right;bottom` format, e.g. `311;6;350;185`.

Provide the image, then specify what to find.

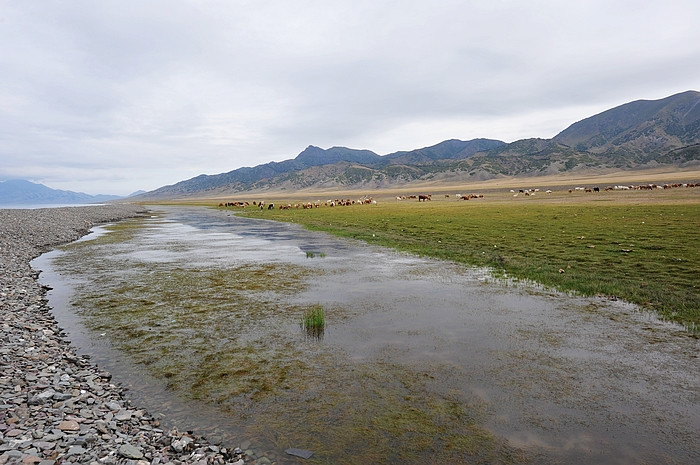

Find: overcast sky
1;0;698;196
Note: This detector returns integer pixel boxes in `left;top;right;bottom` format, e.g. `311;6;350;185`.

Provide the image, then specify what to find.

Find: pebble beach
0;205;245;465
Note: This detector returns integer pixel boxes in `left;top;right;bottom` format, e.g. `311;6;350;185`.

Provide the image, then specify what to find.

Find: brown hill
137;91;700;199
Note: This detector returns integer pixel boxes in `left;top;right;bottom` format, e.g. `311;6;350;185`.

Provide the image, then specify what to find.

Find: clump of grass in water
305;251;326;258
301;304;325;339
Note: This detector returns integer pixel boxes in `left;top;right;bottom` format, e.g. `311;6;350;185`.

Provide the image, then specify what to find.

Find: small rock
118;443;144;459
105;401;121;412
32;441;56;451
58;420;80;431
285;448;314;459
171;439;186;453
21;456;42;465
114;410;132;421
65;445;86;456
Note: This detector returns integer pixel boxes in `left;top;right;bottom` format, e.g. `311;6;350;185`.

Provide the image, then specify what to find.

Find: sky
1;1;699;196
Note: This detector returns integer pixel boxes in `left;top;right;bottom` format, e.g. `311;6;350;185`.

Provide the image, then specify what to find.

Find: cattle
267;203;274;210
593;187;600;192
221;201;249;207
418;194;432;201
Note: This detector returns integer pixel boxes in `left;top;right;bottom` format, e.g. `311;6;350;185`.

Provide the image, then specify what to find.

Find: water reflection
34;205;700;465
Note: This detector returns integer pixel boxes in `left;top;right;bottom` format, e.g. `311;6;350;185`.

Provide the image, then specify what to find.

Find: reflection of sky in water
41;205;698;465
114;218;308;267
112;208;459;279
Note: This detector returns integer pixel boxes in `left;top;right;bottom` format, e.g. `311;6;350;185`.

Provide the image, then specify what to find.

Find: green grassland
236;192;700;331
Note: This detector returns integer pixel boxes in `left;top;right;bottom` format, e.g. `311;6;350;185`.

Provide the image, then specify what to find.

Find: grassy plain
227;184;700;332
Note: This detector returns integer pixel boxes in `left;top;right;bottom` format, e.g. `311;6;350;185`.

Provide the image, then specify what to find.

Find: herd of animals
217;182;698;210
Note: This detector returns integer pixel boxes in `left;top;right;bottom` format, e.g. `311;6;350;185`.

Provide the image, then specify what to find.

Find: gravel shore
1;205;244;465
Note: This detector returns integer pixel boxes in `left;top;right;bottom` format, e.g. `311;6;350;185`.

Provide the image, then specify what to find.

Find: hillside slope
137;91;700;199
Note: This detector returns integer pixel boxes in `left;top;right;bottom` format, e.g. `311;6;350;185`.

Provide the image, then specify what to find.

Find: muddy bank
0;205;244;464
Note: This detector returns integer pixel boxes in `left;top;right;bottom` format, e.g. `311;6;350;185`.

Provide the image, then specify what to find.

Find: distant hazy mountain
0;179;123;205
140;138;506;198
136;90;700;199
142;145;384;198
127;190;147;197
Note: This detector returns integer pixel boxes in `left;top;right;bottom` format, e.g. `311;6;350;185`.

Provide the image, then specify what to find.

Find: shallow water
34;205;699;464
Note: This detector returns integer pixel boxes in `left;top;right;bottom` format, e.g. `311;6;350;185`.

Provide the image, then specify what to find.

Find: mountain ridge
134;90;700;199
0;179;124;205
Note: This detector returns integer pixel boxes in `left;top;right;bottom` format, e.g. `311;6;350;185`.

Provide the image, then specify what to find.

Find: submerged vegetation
54;217;321;404
52;214;521;463
241;194;700;331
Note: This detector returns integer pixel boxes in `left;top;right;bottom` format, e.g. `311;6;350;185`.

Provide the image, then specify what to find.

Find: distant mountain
0;179;122;205
136;90;700;199
139;138;506;199
554;90;700;151
142;145;383;198
552;90;700;167
380;138;506;165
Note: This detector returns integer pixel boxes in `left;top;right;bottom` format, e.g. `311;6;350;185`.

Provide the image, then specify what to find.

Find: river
33;205;699;464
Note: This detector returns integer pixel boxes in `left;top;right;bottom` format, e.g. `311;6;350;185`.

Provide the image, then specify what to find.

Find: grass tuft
305;250;326;258
301;304;325;339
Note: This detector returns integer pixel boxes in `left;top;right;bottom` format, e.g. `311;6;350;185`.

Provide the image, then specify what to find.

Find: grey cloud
1;1;698;195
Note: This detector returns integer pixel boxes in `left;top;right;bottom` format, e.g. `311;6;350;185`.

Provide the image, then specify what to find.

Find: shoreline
0;205;242;465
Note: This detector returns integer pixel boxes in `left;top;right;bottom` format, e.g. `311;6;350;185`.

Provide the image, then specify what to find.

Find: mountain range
137;90;699;199
8;91;696;203
0;179;138;205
